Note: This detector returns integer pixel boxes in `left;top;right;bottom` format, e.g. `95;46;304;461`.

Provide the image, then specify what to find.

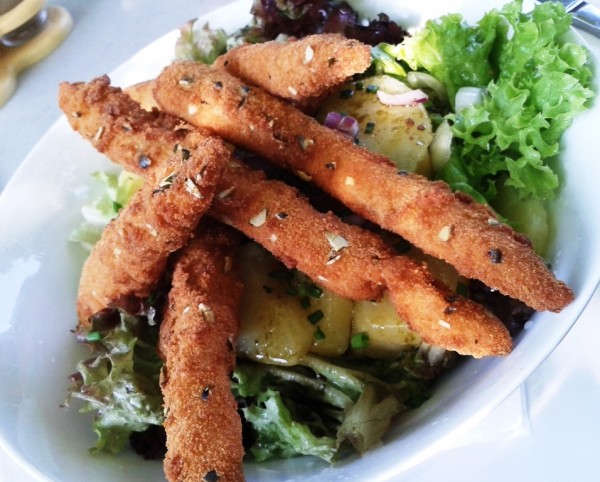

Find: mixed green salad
66;0;595;466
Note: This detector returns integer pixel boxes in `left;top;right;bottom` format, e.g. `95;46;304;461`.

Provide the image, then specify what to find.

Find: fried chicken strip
160;224;244;482
215;33;371;105
381;260;510;358
153;62;573;313
76;127;228;325
59;76;195;173
60;76;384;301
212;160;387;301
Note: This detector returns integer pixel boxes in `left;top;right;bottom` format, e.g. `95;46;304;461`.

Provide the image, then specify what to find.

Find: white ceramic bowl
1;1;599;481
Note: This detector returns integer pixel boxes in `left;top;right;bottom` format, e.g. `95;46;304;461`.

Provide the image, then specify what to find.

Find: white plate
1;1;599;481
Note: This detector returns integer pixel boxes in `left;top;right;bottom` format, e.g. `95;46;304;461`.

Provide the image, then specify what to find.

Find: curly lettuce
67;305;444;461
395;10;500;106
69;171;142;251
174;20;228;63
398;0;594;204
232;349;449;462
66;309;164;454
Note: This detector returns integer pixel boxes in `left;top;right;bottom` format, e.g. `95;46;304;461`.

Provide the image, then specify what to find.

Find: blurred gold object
0;0;72;107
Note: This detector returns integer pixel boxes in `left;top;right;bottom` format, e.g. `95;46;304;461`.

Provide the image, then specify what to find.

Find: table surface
1;1;600;481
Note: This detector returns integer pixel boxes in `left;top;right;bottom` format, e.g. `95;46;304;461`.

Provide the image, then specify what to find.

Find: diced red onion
324;111;360;138
376;89;428;106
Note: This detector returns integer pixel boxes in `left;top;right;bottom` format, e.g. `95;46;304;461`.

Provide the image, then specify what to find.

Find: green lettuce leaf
232;362;349;462
67;310;444;461
174;20;228;64
66;309;164;454
243;388;339;462
371;43;408;77
439;0;594;202
395;9;501;107
336;384;402;454
70;171;142;251
383;0;594;251
232;349;450;463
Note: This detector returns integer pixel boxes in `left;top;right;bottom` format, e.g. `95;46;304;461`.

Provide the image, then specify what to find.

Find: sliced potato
309;289;354;357
492;184;549;256
237;243;355;364
352;293;422;359
237;287;316;365
236;244;315;365
317;75;433;176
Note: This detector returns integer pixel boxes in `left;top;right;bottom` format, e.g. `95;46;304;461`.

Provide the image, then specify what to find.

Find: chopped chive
339;89;354;99
307;310;324;324
307;284;323;299
364;121;376;135
300;295;311;309
86;331;102;343
262;285;273;294
313;327;326;341
366;84;379;94
355;81;364;91
350;332;370;349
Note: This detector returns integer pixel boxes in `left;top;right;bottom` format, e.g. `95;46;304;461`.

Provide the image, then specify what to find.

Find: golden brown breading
124;80;158;111
382;259;511;358
152;61;573;313
76;131;228;325
211;160;387;302
59;76;198;174
160;224;244;482
215;33;371;105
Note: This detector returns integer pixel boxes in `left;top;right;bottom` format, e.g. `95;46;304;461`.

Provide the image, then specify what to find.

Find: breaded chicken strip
212;160;387;302
160;224;244;482
59;76;196;173
152;62;573;313
382;260;511;358
60;76;384;301
215;33;371;105
159;226;244;482
76;129;228;325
